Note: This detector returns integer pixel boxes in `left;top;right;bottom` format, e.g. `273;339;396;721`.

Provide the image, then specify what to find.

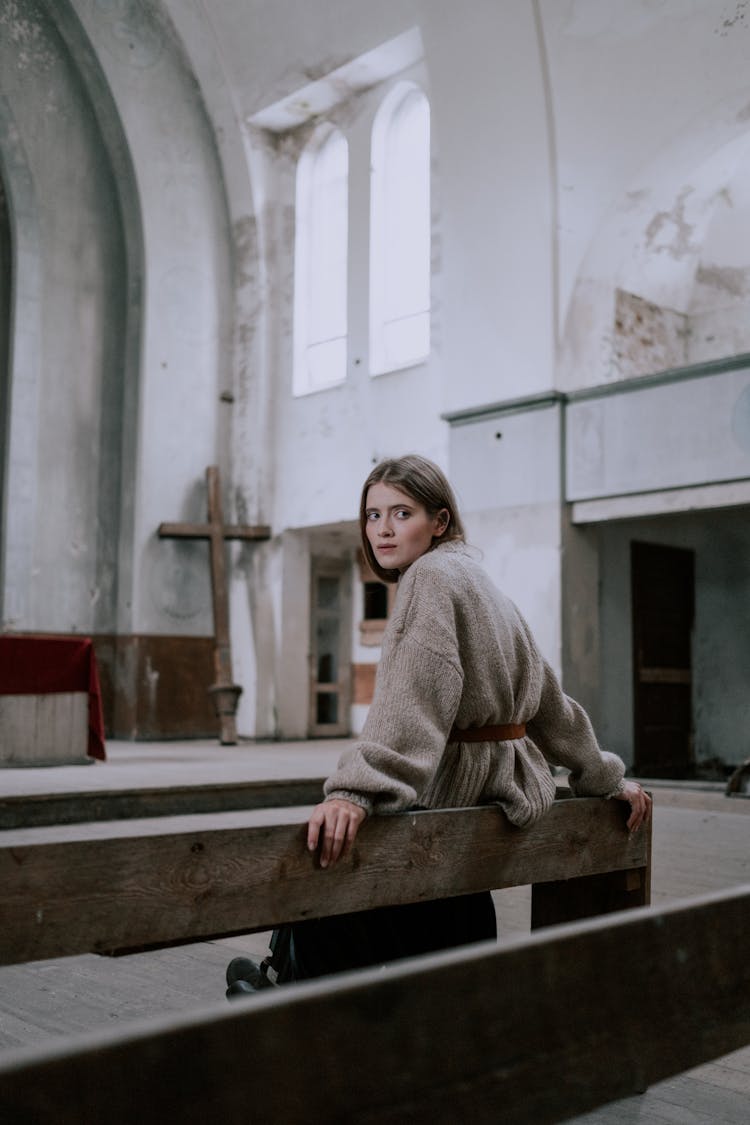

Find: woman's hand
307;798;367;868
613;780;652;832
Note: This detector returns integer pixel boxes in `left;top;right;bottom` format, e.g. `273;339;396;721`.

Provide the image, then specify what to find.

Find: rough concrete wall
0;0;129;632
566;367;750;504
64;0;236;638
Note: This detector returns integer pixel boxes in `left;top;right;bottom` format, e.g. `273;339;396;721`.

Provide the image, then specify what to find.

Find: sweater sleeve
526;657;626;798
324;578;464;815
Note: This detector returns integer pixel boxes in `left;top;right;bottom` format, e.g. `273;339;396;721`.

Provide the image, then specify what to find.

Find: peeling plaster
644;187;698;260
612;289;688;378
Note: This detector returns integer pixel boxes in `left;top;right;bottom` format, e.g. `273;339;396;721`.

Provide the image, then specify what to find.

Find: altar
0;635;106;766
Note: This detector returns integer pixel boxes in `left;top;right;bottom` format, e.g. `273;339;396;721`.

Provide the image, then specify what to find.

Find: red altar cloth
0;635;106;760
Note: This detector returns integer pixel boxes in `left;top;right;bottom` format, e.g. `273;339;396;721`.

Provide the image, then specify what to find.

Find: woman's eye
395;509;410;519
366;512;379;521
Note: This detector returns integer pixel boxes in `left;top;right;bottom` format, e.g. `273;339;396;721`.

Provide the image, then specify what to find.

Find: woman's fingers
307;799;366;868
306;805;324;853
614;781;652;832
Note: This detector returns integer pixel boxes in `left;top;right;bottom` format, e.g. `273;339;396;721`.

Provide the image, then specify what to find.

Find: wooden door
309;560;351;737
631;541;694;778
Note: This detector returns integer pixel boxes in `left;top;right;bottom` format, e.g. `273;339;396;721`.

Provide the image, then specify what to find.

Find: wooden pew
0;883;747;1125
0;776;326;829
0;794;650;965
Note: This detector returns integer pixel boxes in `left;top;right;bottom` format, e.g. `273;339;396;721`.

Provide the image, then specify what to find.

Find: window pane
316;617;339;683
317;576;340;611
316;692;339;725
383;312;430;371
308;134;348;344
384;93;430;322
370;85;430;374
307;337;347;390
364;581;388;620
294;126;348;395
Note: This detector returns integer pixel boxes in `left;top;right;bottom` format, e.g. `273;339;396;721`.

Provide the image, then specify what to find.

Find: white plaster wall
426;2;554;410
197;0;556;533
252;62;446;535
597;509;750;771
464;505;563;673
566;367;750;502
450;404;564;670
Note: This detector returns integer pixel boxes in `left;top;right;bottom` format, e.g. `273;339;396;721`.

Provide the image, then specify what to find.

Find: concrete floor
1;738;749;1122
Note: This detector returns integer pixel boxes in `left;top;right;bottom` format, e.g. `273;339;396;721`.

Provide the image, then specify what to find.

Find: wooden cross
158;466;271;745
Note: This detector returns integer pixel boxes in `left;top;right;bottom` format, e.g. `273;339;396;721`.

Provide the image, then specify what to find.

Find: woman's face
365;482;448;573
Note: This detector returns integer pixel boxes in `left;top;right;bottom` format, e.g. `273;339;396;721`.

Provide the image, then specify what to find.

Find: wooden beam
0;798;648;965
0;884;746;1125
157;466;271;743
0;777;326;829
157;523;271;541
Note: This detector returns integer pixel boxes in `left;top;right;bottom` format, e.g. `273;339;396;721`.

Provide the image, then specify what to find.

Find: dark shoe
226;979;258;1001
226;956;275;990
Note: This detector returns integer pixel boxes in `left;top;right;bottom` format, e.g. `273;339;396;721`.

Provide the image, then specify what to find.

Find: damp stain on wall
695;263;749;299
612;288;688;378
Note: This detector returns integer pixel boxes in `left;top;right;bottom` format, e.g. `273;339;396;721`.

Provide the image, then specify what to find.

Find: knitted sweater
324;541;625;827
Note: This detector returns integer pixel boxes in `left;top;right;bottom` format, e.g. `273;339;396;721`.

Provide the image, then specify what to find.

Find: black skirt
275;891;496;982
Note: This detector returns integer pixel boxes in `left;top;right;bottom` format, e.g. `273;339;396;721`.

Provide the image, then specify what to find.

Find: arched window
293;124;349;395
370;83;430;375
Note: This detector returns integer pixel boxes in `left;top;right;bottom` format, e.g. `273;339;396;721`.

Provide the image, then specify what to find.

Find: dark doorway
631;541;695;777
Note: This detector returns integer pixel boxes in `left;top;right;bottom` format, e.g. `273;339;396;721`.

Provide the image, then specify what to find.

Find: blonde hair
359;454;466;582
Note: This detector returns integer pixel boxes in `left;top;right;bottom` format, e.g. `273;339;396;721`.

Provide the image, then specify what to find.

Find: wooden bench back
0;795;649;964
0;882;746;1125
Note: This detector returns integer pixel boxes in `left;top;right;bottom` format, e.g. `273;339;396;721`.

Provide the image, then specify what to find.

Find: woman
226;454;650;994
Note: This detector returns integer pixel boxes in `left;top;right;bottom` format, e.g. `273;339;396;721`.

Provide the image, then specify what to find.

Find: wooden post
158;466;270;744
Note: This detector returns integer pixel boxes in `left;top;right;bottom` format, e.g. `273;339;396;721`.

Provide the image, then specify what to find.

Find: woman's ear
434;508;450;537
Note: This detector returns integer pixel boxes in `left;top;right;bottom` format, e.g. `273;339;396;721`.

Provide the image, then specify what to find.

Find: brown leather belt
448;722;526;743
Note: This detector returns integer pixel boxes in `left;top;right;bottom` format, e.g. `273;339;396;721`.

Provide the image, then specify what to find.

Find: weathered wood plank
0;776;325;829
531;809;651;927
0;884;746;1125
157;521;270;540
0;693;90;766
0;798;647;965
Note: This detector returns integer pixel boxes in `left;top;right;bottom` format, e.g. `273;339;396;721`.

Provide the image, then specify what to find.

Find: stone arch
0;2;143;631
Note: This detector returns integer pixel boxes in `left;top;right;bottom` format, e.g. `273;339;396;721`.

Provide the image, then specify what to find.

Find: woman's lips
377;544;396;551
